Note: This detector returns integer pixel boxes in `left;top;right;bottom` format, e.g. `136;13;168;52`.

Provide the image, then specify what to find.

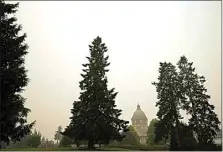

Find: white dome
131;104;147;120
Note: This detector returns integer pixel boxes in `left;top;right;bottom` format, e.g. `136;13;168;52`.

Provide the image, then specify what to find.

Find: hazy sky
15;1;221;140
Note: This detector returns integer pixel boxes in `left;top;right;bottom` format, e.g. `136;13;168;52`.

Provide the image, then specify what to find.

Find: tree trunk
174;112;181;150
87;140;94;150
175;120;181;150
76;141;80;148
189;87;200;145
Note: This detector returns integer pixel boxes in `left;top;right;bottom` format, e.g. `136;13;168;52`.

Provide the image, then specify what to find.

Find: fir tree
0;1;35;148
177;56;220;147
152;62;183;150
63;37;128;149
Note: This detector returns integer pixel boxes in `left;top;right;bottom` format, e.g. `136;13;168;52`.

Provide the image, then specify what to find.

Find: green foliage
118;125;140;146
42;138;55;148
8;129;42;148
8;136;28;148
147;119;158;145
59;136;73;147
0;0;35;147
152;62;183;150
63;36;129;149
177;56;220;146
41;137;46;143
153;56;220;150
178;122;197;150
26;130;41;148
54;126;63;146
147;119;170;146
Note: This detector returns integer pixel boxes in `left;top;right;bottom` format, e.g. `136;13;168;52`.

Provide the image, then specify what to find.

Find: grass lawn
0;147;133;151
1;147;74;151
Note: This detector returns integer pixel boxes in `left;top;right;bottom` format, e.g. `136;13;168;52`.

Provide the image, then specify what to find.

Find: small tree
147;119;158;145
26;129;41;148
0;0;35;148
54;126;63;146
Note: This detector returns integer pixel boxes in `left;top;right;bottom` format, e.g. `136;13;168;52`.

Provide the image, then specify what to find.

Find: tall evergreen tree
63;36;128;149
177;56;220;146
0;1;35;148
152;62;183;150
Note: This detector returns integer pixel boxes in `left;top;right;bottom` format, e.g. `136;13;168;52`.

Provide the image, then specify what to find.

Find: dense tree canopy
7;129;41;148
0;0;35;147
59;135;73;147
118;125;140;146
153;56;221;150
177;56;220;146
152;62;183;150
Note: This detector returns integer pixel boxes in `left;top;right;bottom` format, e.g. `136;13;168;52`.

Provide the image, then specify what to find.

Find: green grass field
0;147;133;151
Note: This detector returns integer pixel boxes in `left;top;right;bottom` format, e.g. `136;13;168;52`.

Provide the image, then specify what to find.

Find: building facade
131;104;148;144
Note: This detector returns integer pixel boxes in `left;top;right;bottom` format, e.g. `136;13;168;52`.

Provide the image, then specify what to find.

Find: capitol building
131;104;148;144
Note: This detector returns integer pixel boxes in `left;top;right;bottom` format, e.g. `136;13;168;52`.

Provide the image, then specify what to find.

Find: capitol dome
131;104;147;120
131;104;148;145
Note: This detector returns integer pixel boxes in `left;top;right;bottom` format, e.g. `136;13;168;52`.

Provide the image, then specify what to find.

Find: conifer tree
63;37;128;149
0;1;35;148
152;62;183;150
177;56;220;146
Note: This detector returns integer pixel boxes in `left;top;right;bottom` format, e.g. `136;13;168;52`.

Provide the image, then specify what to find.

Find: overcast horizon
15;1;221;141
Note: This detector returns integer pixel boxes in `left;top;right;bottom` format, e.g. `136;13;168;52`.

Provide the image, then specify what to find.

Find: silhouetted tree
0;0;35;148
63;36;129;149
178;122;197;151
62;102;83;148
177;56;220;147
148;119;170;146
152;62;183;150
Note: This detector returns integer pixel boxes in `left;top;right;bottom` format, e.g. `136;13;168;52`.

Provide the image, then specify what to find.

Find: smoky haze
15;1;221;141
